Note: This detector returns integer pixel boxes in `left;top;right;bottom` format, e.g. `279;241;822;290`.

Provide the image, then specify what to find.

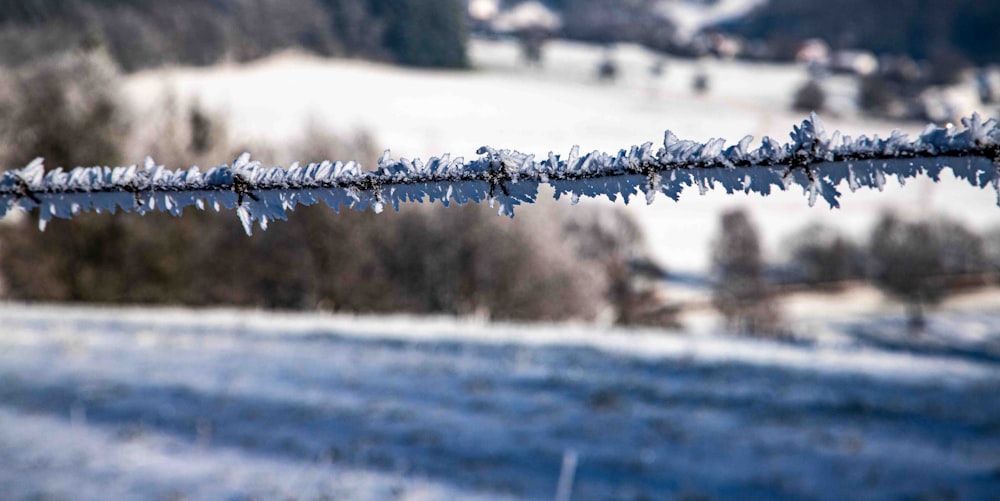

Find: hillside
724;0;1000;65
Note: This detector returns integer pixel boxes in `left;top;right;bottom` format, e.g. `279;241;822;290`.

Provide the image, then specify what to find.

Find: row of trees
0;49;665;325
712;208;1000;335
0;0;468;71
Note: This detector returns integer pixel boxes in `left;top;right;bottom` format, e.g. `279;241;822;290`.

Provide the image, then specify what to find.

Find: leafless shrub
785;223;865;289
0;48;127;169
564;206;679;327
793;79;826;112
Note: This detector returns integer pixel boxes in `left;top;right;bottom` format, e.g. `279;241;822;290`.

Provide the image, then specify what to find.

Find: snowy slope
123;39;1000;272
0;304;999;500
656;0;767;40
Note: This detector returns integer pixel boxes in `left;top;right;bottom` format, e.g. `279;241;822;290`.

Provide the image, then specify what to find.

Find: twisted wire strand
1;113;998;235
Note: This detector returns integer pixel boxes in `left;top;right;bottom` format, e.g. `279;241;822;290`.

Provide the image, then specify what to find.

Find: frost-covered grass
0;303;998;500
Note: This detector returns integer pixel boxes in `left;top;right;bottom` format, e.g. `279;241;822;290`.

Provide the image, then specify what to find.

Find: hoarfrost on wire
1;114;999;235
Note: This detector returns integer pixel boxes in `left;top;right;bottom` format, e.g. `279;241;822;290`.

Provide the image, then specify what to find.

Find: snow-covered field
7;39;992;500
1;303;998;500
125;38;1000;273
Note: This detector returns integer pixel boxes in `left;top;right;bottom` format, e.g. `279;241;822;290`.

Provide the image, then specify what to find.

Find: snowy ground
1;303;998;500
124;38;1000;273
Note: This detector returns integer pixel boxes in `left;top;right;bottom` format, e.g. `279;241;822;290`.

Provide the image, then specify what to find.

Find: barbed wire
1;113;998;235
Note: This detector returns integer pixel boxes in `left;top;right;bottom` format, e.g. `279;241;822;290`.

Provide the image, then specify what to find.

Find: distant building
830;50;878;76
491;1;562;34
468;0;500;23
468;0;500;34
919;84;982;124
706;33;742;60
796;39;830;66
490;2;562;66
977;67;1000;104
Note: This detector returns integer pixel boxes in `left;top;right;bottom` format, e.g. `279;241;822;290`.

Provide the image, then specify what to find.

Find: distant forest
0;0;468;71
725;0;1000;65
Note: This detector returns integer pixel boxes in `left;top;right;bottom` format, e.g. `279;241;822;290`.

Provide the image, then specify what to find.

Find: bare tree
868;213;986;332
711;209;782;336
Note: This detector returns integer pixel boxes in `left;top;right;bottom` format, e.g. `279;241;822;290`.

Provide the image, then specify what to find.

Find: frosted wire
1;114;998;235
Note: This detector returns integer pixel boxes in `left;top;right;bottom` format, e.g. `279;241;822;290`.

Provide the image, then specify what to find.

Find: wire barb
13;174;41;205
231;172;260;206
484;160;512;199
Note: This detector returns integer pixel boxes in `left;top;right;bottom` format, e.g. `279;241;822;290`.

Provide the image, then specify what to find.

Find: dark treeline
0;204;601;321
499;0;681;55
560;0;676;51
0;0;468;71
726;0;1000;66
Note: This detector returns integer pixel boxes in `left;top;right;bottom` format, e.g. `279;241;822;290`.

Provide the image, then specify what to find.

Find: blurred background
0;1;999;500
